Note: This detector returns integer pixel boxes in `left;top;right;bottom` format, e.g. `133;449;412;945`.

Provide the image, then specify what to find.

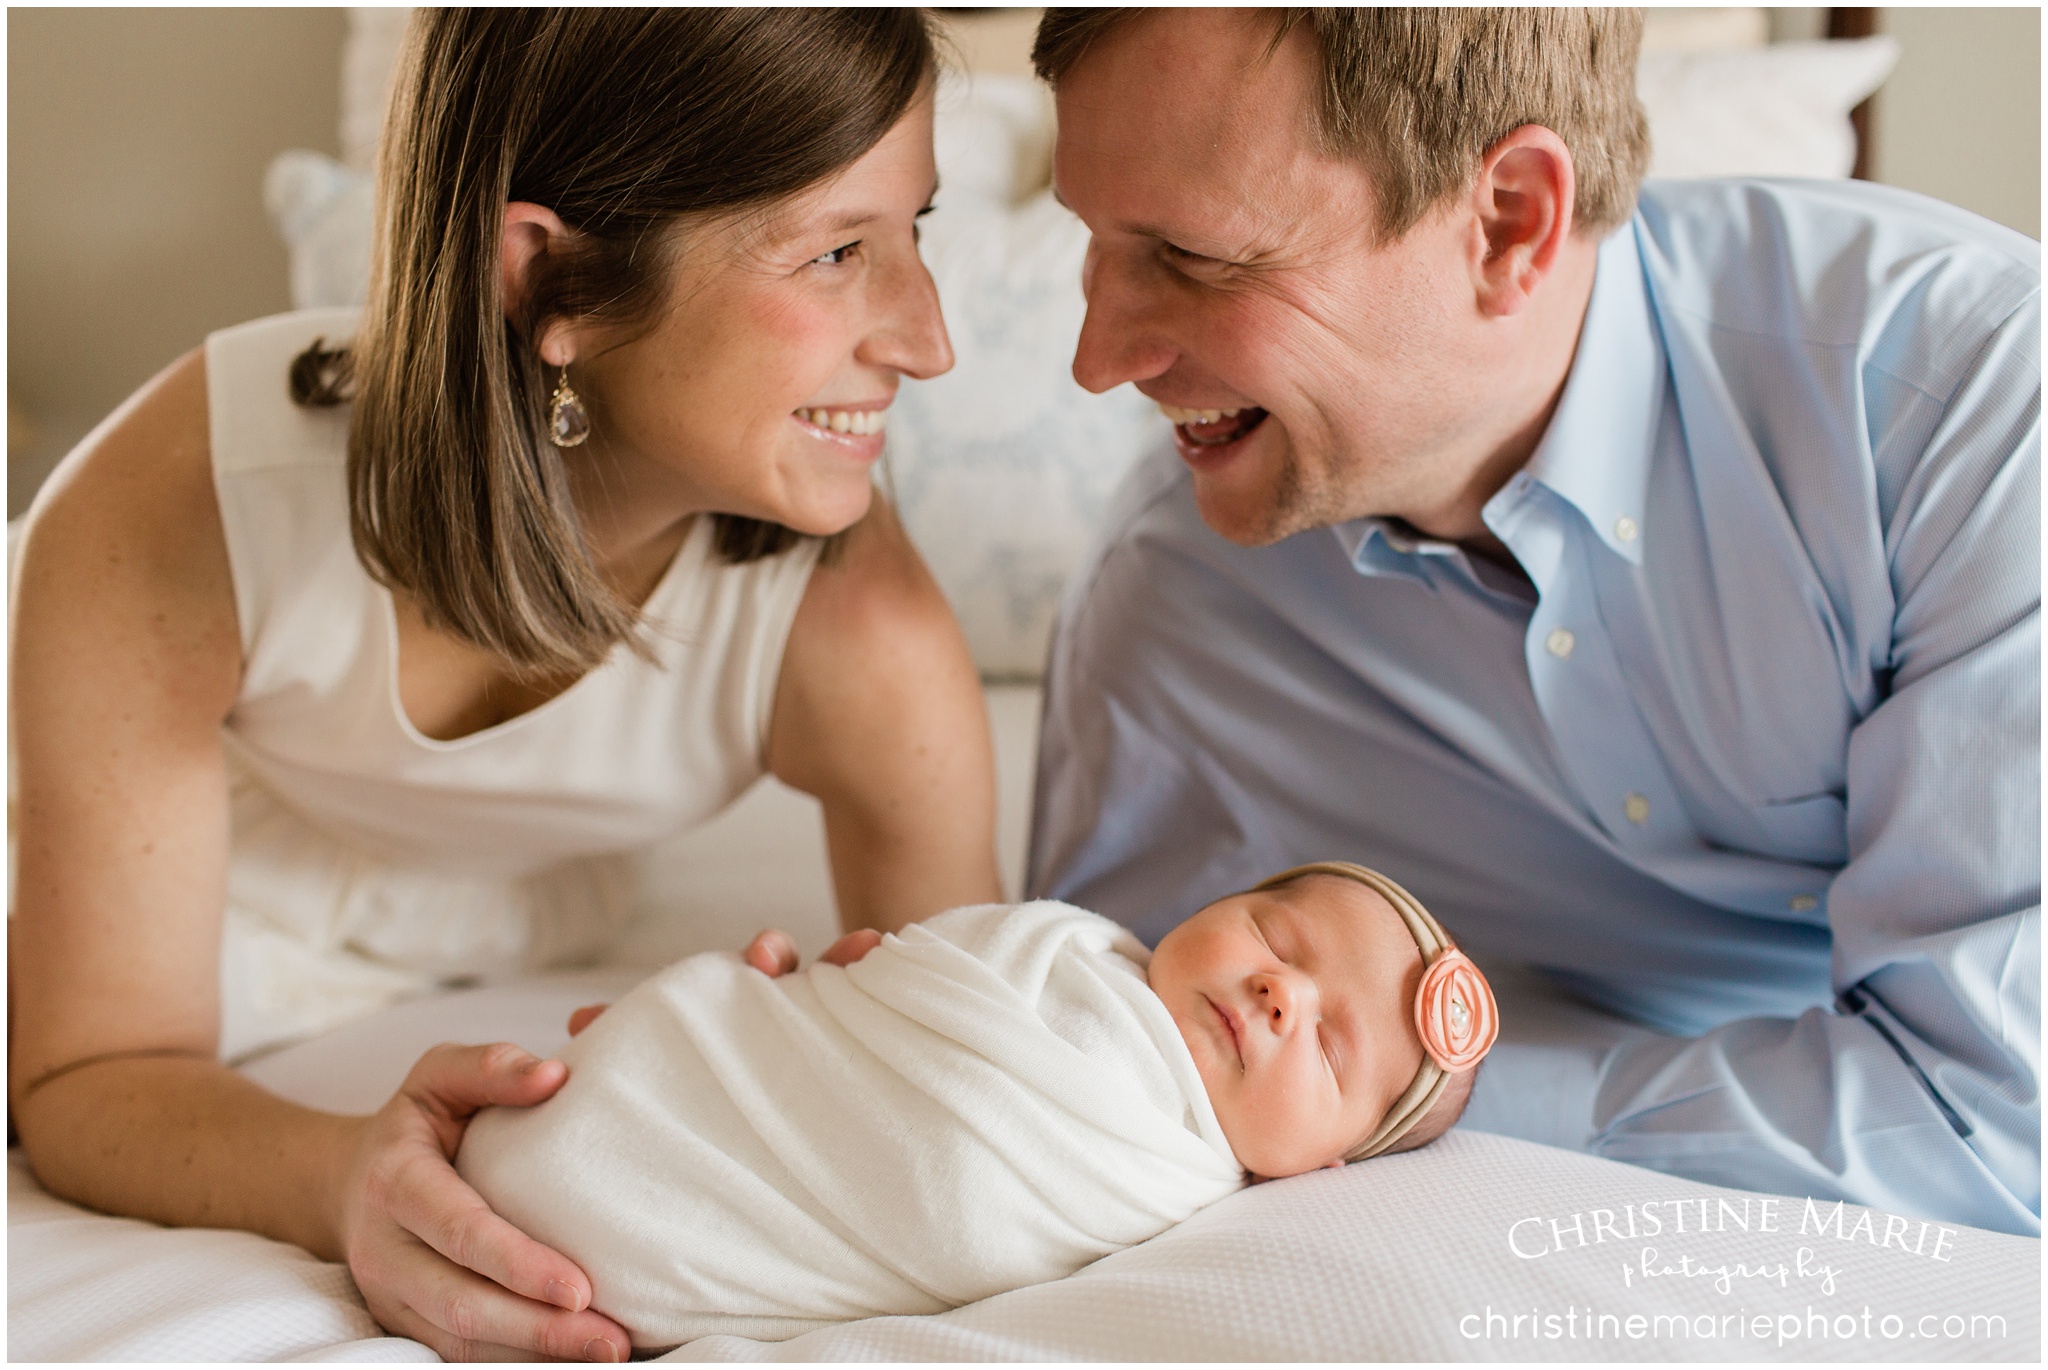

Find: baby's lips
1414;950;1498;1071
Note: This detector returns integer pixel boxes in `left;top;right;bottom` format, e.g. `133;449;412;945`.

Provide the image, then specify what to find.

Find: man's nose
1070;240;1176;395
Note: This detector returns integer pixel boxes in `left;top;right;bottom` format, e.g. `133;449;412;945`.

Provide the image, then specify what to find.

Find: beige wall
8;7;345;514
1874;7;2041;237
6;8;2040;516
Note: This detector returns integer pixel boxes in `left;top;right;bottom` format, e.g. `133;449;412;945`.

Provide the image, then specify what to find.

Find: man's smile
1158;401;1270;449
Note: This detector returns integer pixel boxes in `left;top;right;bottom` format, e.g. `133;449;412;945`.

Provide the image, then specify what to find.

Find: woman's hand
333;1042;631;1361
564;929;886;1037
744;927;882;976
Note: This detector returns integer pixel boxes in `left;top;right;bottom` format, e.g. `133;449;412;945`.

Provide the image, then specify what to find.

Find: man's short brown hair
1033;7;1650;239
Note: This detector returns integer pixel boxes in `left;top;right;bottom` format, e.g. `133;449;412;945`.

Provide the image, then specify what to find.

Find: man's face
1052;10;1489;545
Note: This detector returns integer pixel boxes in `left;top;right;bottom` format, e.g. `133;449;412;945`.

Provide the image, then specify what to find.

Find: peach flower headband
1250;861;1499;1161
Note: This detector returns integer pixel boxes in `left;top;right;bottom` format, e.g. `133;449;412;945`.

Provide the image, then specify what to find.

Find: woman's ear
502;201;575;365
1465;124;1577;319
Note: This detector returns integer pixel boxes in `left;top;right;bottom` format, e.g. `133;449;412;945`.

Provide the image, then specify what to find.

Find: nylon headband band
1248;861;1461;1162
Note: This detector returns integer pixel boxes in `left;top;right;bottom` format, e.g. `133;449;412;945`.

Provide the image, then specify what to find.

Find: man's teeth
1158;403;1247;426
798;408;887;436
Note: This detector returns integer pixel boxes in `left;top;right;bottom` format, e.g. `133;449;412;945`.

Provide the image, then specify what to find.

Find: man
1025;8;2038;1234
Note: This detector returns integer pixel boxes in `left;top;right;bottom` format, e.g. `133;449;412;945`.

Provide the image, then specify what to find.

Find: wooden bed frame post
1827;7;1881;180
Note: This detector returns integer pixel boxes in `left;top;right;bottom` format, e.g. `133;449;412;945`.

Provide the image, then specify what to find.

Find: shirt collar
1509;220;1666;567
1331;517;1462;584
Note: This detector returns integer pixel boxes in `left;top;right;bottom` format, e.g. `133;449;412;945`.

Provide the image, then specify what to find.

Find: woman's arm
766;497;1002;933
8;352;627;1361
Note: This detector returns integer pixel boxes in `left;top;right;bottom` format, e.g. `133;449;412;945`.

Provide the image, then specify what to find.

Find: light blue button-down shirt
1028;179;2039;1234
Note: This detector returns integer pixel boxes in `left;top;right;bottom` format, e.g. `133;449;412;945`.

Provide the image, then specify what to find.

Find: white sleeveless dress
208;310;824;1060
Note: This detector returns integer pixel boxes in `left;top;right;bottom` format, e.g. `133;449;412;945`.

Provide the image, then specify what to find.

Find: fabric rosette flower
1413;949;1497;1072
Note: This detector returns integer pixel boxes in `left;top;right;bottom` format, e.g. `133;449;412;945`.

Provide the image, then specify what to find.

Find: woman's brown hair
294;8;936;676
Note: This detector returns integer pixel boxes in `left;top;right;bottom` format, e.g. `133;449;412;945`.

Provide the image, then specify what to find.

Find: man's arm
1588;296;2040;1234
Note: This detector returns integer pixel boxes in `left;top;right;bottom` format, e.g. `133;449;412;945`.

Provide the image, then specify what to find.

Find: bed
13;8;2036;1363
15;966;2039;1363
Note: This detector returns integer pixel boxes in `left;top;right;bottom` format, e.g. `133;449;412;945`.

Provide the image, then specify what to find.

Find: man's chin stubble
1202;452;1353;548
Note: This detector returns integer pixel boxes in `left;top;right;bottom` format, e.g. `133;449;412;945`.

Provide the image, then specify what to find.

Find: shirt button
1614;515;1639;543
1545;628;1576;658
1623;793;1651;825
1790;894;1820;913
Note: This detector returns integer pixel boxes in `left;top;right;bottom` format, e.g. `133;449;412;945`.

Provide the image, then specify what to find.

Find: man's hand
332;1043;630;1361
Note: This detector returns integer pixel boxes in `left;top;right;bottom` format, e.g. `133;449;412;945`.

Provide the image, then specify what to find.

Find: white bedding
12;972;2037;1363
9;689;2038;1360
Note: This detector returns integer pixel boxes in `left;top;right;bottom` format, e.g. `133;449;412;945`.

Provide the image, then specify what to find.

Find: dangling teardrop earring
548;366;590;448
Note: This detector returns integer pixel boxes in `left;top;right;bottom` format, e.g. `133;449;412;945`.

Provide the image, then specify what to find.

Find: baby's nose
1253;970;1313;1028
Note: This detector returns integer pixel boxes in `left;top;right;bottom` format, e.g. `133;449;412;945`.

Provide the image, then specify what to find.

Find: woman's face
567;92;950;537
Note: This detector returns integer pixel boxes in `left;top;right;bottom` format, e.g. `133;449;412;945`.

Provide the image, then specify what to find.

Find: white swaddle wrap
457;901;1245;1347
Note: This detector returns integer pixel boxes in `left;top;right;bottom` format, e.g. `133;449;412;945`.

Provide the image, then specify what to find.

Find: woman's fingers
340;1044;627;1361
743;930;799;977
401;1042;568;1142
565;1004;608;1037
740;928;881;976
366;1229;627;1362
821;928;884;967
378;1140;597;1316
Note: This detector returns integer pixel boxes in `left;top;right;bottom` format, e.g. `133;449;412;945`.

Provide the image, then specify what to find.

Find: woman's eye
812;242;860;267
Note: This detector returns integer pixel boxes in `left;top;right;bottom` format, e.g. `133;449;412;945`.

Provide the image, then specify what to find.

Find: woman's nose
863;254;954;381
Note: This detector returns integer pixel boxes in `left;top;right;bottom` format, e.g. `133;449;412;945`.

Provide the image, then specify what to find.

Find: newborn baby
457;861;1498;1349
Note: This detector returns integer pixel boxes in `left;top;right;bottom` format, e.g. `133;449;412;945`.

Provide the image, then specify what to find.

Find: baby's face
1149;874;1425;1177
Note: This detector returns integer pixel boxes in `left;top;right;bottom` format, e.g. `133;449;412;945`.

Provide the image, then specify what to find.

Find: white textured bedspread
455;901;1243;1349
9;972;2037;1362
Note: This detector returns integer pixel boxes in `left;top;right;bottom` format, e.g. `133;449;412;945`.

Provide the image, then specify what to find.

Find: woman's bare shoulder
13;347;241;713
770;495;985;780
24;346;215;556
784;496;970;676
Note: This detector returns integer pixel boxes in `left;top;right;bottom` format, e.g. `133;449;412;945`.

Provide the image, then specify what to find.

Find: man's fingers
369;1234;628;1362
743;930;799;977
565;1004;608;1037
821;928;884;967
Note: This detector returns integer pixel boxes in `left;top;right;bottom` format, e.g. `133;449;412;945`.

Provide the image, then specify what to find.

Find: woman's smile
791;402;891;459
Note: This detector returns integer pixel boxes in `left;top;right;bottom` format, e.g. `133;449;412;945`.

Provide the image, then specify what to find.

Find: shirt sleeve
1587;292;2041;1236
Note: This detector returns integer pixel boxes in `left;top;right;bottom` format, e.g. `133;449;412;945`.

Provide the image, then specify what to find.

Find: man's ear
502;201;575;365
1466;125;1576;319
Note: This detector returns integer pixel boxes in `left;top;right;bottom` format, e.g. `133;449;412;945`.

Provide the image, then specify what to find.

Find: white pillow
1639;38;1901;179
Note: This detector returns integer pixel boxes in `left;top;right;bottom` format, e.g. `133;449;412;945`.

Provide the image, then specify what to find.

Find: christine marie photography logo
1458;1193;2014;1350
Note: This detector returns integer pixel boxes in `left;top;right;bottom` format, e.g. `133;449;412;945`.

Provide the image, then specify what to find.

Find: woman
9;11;998;1361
